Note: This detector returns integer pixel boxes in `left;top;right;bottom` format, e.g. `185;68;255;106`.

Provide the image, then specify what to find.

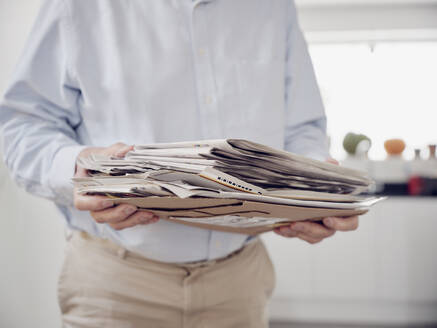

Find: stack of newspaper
74;139;383;234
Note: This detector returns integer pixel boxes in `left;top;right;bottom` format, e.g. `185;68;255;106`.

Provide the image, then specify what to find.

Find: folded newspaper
74;139;384;234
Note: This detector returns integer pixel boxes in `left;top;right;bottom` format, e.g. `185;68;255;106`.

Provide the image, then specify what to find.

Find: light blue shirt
0;0;329;262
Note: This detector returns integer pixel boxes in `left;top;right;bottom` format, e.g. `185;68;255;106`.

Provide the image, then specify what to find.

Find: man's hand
273;216;359;244
274;157;359;244
73;143;159;230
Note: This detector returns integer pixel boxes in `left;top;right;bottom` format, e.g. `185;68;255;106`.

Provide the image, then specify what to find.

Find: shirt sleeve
0;0;86;206
283;0;330;161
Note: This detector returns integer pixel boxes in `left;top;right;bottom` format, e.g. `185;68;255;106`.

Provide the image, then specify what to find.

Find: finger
323;216;359;231
273;226;325;244
109;211;159;231
74;194;114;211
274;226;299;238
75;166;89;178
295;233;324;245
289;221;336;240
326;158;339;165
90;204;138;224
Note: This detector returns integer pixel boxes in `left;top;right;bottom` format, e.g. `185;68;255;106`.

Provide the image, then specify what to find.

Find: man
0;0;358;327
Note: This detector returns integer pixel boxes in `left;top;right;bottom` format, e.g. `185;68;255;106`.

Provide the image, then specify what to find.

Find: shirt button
215;241;222;248
199;48;206;56
205;96;213;104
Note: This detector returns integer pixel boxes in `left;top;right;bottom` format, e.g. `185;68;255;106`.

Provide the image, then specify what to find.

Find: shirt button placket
190;1;222;140
190;1;226;261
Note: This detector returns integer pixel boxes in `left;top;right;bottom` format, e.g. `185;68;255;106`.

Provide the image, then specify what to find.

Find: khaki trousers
58;232;276;328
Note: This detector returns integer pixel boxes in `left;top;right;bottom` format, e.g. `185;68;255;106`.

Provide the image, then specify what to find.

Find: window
309;42;437;160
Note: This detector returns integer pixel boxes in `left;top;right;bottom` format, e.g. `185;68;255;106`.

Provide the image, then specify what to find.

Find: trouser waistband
71;231;257;269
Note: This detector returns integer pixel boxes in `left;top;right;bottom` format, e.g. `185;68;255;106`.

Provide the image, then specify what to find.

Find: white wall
264;198;437;325
0;0;41;92
0;166;65;328
0;1;66;327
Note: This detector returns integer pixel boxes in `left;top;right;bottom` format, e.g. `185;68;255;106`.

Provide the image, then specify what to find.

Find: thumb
114;145;134;158
101;143;134;158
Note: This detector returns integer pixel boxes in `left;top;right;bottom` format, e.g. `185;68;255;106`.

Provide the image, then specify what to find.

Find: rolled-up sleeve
283;0;330;161
0;0;85;206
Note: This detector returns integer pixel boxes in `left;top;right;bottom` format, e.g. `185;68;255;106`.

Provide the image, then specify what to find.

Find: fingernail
102;200;114;208
123;206;137;215
140;214;157;224
281;227;292;235
140;212;154;220
292;223;304;231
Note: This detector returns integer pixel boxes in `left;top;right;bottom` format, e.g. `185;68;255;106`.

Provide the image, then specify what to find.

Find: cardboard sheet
112;196;368;234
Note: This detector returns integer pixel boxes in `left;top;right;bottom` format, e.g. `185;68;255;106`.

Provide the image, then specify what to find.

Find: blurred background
0;0;436;327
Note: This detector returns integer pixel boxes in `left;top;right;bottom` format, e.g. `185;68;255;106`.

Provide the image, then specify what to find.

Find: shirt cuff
48;144;88;206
